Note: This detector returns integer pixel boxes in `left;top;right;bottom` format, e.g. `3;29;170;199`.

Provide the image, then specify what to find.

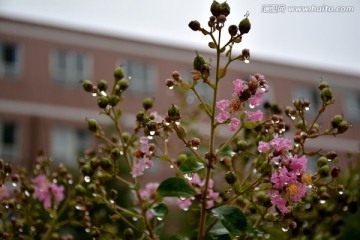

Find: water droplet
339;191;344;195
128;76;132;80
327;158;332;162
30;226;36;232
182;207;189;211
120;150;124;155
165;122;170;126
305;203;311;209
52;179;57;184
168;86;174;90
253;169;257;174
157;217;163;221
12;182;17;187
175;120;181;126
109;199;115;204
191;146;198;150
25;190;30;197
92;92;97;97
19;228;23;233
184;173;194;181
249;104;255;109
85;228;90;233
68;179;73;185
179;196;187;201
244;57;250;64
100;91;107;96
343;206;349;211
319;199;326;204
304;106;310;111
132;217;138;221
16;204;21;209
169;165;174;169
149;130;156;136
75;204;83;210
290;115;296;120
84;176;91;183
147;135;153;140
264;234;271;239
281;226;289;232
260;86;267;92
254;187;260;191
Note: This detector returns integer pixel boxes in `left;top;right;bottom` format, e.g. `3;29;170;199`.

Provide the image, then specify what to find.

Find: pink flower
140;182;159;200
0;185;10;200
290;155;308;173
140;136;150;154
177;198;192;210
216;111;230;123
271;167;296;188
245;110;263;122
270;191;290;214
270;136;293;152
248;90;264;107
150;111;164;123
232;79;247;97
216;99;230;111
228;118;240;131
32;175;64;208
131;157;154;178
288;182;307;202
258;141;270;153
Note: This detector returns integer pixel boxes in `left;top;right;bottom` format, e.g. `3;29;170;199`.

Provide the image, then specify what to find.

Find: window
344;91;360;121
51;127;91;167
122;60;156;94
0;41;20;78
52;49;91;85
293;85;321;115
0;120;19;160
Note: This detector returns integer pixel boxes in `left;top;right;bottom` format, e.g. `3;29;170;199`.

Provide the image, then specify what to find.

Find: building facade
0;16;359;169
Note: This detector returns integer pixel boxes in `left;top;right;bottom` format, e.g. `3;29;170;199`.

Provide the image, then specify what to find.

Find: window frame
0;40;21;79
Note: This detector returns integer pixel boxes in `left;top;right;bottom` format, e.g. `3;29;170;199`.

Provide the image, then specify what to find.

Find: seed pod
188;20;201;31
225;171;237;185
97;79;108;91
337;120;349;133
87;118;98;132
193;54;207;72
239;17;251;35
82;80;93;92
118;79;129;91
331;115;343;128
220;1;230;16
98;96;109;109
210;1;222;17
228;24;238;36
320;87;333;104
142;98;153;110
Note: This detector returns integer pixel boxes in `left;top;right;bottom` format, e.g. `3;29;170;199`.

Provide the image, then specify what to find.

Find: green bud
168;104;180;119
111;148;121;160
225;171;237;185
119;79;129;91
237;140;247;151
318;81;329;90
121;132;130;142
318;165;330;178
124;228;134;240
87;118;98;132
90;158;100;170
176;154;187;165
331;115;343;128
114;67;125;80
108;95;120;106
136;111;145;122
75;184;86;195
82;80;94;92
317;156;328;168
188;20;201;31
193;55;207;72
97;79;108;91
320;87;333;104
143;98;153;110
100;158;113;171
98;96;109;108
81;164;93;177
239;17;251;35
337;120;349;133
220;2;230;16
210;1;222;17
319;186;327;193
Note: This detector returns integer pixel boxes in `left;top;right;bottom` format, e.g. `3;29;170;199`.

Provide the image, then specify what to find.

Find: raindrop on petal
84;176;91;183
281;226;289;232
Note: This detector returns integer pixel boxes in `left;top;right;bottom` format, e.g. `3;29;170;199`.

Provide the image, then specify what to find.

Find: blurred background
0;0;359;238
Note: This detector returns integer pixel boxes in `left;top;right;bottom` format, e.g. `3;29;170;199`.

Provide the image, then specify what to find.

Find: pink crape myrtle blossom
232;79;247;97
151;111;164;123
0;185;10;200
248;90;264;107
270;191;290;214
245;110;263;122
32;175;65;208
131;136;155;178
270;135;293;152
216;99;230;111
215;111;230;123
258;141;271;153
228;118;241;132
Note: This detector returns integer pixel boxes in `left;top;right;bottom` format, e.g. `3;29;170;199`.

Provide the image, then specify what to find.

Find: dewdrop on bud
166;78;175;89
337;120;349;134
191;138;201;149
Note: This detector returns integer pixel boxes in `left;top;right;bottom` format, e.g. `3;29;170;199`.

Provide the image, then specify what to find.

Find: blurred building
0;16;359;169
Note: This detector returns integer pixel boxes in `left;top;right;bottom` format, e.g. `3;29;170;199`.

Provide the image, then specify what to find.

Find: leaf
243;121;258;130
219;145;232;157
157;177;195;197
150;203;168;218
197;103;213;117
208;42;216;49
179;157;205;173
217;68;227;79
211;206;247;236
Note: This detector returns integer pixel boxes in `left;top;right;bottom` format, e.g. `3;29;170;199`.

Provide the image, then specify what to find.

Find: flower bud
114;67;125;80
82;80;94;92
90;158;100;170
168;104;180;119
210;1;222;17
75;184;86;196
118;79;129;91
111;148;121;160
98;96;108;109
124;228;134;240
193;54;207;72
239;17;251;35
136;111;145;122
87;119;98;132
191;138;201;147
188;20;201;31
172;71;181;81
142;98;153;110
236;140;247;151
220;1;230;16
331;115;343;128
100;158;112;171
97;79;108;92
317;156;328;167
81;164;93;177
326;151;337;160
331;167;341;178
108;95;120;106
320;87;333;104
242;48;250;59
318;81;329;90
337;120;349;134
318;165;330;178
225;171;237;185
217;14;226;23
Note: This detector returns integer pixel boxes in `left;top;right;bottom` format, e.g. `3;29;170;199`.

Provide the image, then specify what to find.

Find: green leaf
197;103;213;117
157;177;195;197
179;157;205;173
211;206;247;236
219;145;232;157
243;121;258;129
217;68;227;79
150;203;168;219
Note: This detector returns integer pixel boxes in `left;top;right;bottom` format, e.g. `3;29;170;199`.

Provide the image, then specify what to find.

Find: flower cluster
258;136;311;214
216;74;269;131
31;174;65;208
178;173;220;210
131;136;155;177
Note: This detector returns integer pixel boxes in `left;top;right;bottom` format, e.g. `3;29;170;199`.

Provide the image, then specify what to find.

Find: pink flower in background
177;198;192;210
258;141;270;153
245;110;263;122
140;182;159;200
228;118;240;131
32;175;64;208
232;79;247;97
270;136;293;152
216;99;230;111
215;111;230;123
270;191;290;214
248;90;264;107
0;185;10;200
131;157;154;178
150;111;164;123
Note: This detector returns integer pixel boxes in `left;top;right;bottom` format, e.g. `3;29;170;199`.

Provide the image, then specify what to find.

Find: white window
122;60;156;95
293;85;321;115
51;127;91;167
0;120;19;160
52;49;92;85
0;41;21;78
344;91;360;121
